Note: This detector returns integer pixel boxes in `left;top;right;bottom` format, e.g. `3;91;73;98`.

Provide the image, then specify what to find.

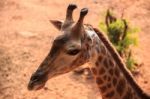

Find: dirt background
0;0;150;99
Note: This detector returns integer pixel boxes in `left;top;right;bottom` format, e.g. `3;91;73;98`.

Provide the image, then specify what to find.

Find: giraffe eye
67;49;80;55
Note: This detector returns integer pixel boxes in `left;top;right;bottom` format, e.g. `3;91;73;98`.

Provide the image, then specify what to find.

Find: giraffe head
28;4;92;91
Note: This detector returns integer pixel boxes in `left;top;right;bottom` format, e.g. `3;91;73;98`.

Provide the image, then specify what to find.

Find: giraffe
28;4;150;99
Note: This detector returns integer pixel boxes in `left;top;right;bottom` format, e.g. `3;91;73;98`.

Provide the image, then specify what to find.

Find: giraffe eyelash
66;49;80;55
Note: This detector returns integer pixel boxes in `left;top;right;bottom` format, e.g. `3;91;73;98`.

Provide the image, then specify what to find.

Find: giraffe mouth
28;81;46;91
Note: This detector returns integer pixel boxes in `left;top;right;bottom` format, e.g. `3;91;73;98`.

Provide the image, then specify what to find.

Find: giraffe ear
50;20;64;30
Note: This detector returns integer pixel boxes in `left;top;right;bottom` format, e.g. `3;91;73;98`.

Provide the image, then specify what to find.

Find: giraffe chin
34;83;46;90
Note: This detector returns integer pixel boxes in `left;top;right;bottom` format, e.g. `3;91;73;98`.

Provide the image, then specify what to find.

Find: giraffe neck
85;27;149;99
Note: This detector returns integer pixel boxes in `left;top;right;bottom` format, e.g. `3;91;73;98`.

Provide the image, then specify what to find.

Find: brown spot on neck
103;58;109;68
95;55;103;67
116;78;126;96
101;45;107;55
91;67;98;76
107;83;112;88
108;58;115;68
112;77;117;86
98;55;103;62
109;68;114;75
99;85;107;93
104;90;115;98
114;67;120;77
122;88;133;99
96;77;104;85
98;67;106;75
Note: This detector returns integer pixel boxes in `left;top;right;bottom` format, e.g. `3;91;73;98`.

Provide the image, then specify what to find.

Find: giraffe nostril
30;72;48;84
31;75;40;82
31;71;45;81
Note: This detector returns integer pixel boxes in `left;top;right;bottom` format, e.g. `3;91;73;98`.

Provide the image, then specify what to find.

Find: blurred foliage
126;52;136;70
99;10;140;71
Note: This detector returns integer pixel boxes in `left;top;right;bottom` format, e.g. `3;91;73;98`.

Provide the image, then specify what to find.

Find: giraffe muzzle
28;71;48;91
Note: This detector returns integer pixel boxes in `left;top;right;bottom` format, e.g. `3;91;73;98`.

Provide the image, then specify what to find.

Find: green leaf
98;10;140;71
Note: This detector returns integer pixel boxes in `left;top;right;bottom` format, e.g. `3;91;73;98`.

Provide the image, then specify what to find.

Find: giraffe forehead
65;40;81;49
51;35;81;55
54;34;70;45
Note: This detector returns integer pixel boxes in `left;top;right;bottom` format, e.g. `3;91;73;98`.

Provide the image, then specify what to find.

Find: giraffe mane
92;27;150;99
